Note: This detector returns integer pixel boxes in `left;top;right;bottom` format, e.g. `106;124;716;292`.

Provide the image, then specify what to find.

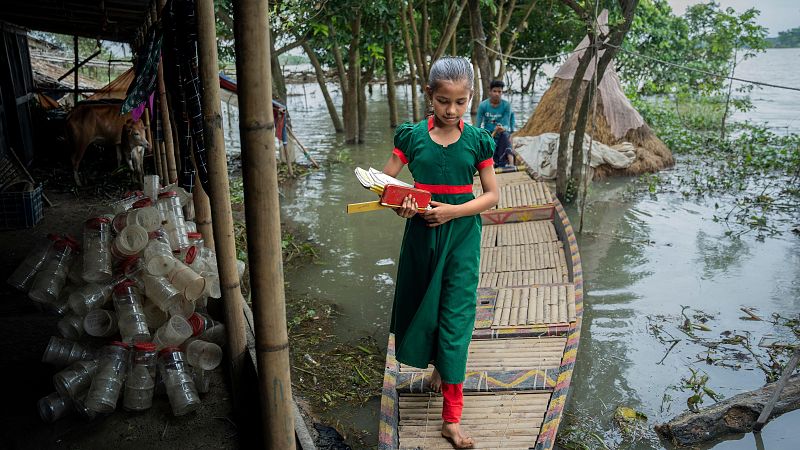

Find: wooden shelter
0;0;299;447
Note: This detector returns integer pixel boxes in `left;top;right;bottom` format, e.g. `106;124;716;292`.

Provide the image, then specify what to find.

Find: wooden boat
379;167;584;449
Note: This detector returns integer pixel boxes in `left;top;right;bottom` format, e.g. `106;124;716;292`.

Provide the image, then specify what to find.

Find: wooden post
233;0;296;447
195;0;248;415
143;107;162;179
73;35;79;106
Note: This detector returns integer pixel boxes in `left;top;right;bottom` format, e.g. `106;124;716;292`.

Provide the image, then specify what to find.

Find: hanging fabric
162;0;209;194
122;25;162;115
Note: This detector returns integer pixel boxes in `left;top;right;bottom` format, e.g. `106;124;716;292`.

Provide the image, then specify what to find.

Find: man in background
476;80;515;167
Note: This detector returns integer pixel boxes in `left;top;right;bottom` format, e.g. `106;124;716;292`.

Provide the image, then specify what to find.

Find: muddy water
226;49;799;448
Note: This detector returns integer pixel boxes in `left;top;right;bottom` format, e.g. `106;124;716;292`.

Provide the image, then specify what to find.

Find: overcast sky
667;0;799;36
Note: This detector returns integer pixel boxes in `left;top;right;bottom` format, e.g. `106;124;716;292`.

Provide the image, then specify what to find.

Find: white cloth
512;133;636;179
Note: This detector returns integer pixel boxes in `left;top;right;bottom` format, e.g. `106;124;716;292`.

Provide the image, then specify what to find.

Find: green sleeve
392;122;415;164
476;129;496;169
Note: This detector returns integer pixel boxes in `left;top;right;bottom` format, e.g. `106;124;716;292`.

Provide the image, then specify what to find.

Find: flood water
226;49;800;448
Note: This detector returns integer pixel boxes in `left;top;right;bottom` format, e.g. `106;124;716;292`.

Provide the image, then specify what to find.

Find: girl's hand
420;201;461;227
395;194;418;218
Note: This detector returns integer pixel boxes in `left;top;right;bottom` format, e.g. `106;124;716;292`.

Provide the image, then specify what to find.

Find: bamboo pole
73;35;79;106
192;175;215;251
196;0;247;411
143;106;161;178
233;0;296;447
155;1;178;183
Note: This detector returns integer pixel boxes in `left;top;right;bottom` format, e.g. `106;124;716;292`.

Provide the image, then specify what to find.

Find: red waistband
414;182;474;195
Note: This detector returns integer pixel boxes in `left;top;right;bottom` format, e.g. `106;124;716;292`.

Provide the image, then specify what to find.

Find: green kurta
390;117;495;384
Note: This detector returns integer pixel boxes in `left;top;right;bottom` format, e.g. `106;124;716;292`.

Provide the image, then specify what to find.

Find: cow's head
124;119;150;152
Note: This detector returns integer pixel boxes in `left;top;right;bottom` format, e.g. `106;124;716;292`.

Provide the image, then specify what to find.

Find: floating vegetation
631;96;800;238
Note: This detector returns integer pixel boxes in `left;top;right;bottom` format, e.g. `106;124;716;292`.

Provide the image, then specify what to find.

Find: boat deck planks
398;392;550;449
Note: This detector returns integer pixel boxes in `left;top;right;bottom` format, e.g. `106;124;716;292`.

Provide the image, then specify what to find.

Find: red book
380;184;431;209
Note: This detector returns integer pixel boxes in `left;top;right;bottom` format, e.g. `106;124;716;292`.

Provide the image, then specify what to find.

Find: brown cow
66;102;150;186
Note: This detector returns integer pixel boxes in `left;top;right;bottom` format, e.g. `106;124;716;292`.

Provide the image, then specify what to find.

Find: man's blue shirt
476;99;515;133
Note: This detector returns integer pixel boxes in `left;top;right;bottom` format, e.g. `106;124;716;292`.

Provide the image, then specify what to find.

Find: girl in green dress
382;57;499;448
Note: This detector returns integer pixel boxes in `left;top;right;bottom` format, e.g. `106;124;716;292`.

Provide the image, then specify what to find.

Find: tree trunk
400;8;420;122
555;46;594;201
655;374;800;447
407;2;427;88
468;0;492;99
471;53;480;114
384;28;399;128
432;0;468;62
358;63;374;143
269;26;287;103
421;0;430;64
523;64;537;93
569;76;594;189
302;41;343;132
329;19;348;94
343;12;362;144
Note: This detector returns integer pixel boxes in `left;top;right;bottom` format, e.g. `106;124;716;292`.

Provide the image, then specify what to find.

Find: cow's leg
116;144;123;168
71;137;89;187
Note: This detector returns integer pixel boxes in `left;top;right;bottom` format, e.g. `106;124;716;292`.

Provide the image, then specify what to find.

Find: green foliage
617;0;768;95
766;26;800;48
633;95;800;237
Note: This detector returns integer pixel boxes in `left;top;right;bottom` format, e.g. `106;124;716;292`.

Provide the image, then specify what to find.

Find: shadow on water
226;49;799;449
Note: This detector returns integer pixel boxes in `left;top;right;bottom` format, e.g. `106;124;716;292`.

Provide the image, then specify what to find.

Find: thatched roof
516;10;674;178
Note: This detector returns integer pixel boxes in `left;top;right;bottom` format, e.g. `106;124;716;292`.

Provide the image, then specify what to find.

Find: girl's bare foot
430;367;442;392
441;422;475;449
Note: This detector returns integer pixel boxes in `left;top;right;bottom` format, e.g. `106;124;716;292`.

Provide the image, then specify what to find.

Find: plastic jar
157;192;190;251
142;274;182;313
41;336;94;367
57;313;86;340
83;309;119;338
85;342;130;413
167;260;206;302
7;234;57;291
82;218;113;283
53;359;99;399
29;239;76;307
111;223;149;259
152;315;193;349
187;232;204;248
112;280;150;343
67;282;114;316
158;347;201;416
143;235;176;276
38;392;73;423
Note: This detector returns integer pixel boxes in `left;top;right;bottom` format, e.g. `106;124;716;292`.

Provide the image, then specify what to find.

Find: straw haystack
516;11;673;178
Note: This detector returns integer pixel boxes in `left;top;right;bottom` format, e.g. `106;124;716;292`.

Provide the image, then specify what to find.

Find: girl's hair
428;56;474;92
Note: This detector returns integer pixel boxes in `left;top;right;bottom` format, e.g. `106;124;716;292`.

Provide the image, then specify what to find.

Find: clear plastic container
41;336;94;367
85;342;129;414
29;239;75;306
187;232;204;248
143;235;176;276
57;313;85;340
167;260;206;302
157;191;190;251
142;298;169;329
82;218;113;283
67;282;114;316
83;309;119;338
110;193;146;214
184;340;222;370
152;315;193;349
132;342;158;378
190;366;210;394
142;274;182;313
54;359;99;399
143;175;160;202
112;280;150;343
7;234;57;291
112;223;149;259
38;392;73;423
123;364;155;411
158;347;201;416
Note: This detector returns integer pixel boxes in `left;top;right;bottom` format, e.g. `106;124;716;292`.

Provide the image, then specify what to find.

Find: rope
606;43;800;93
473;38;800;93
474;38;589;62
